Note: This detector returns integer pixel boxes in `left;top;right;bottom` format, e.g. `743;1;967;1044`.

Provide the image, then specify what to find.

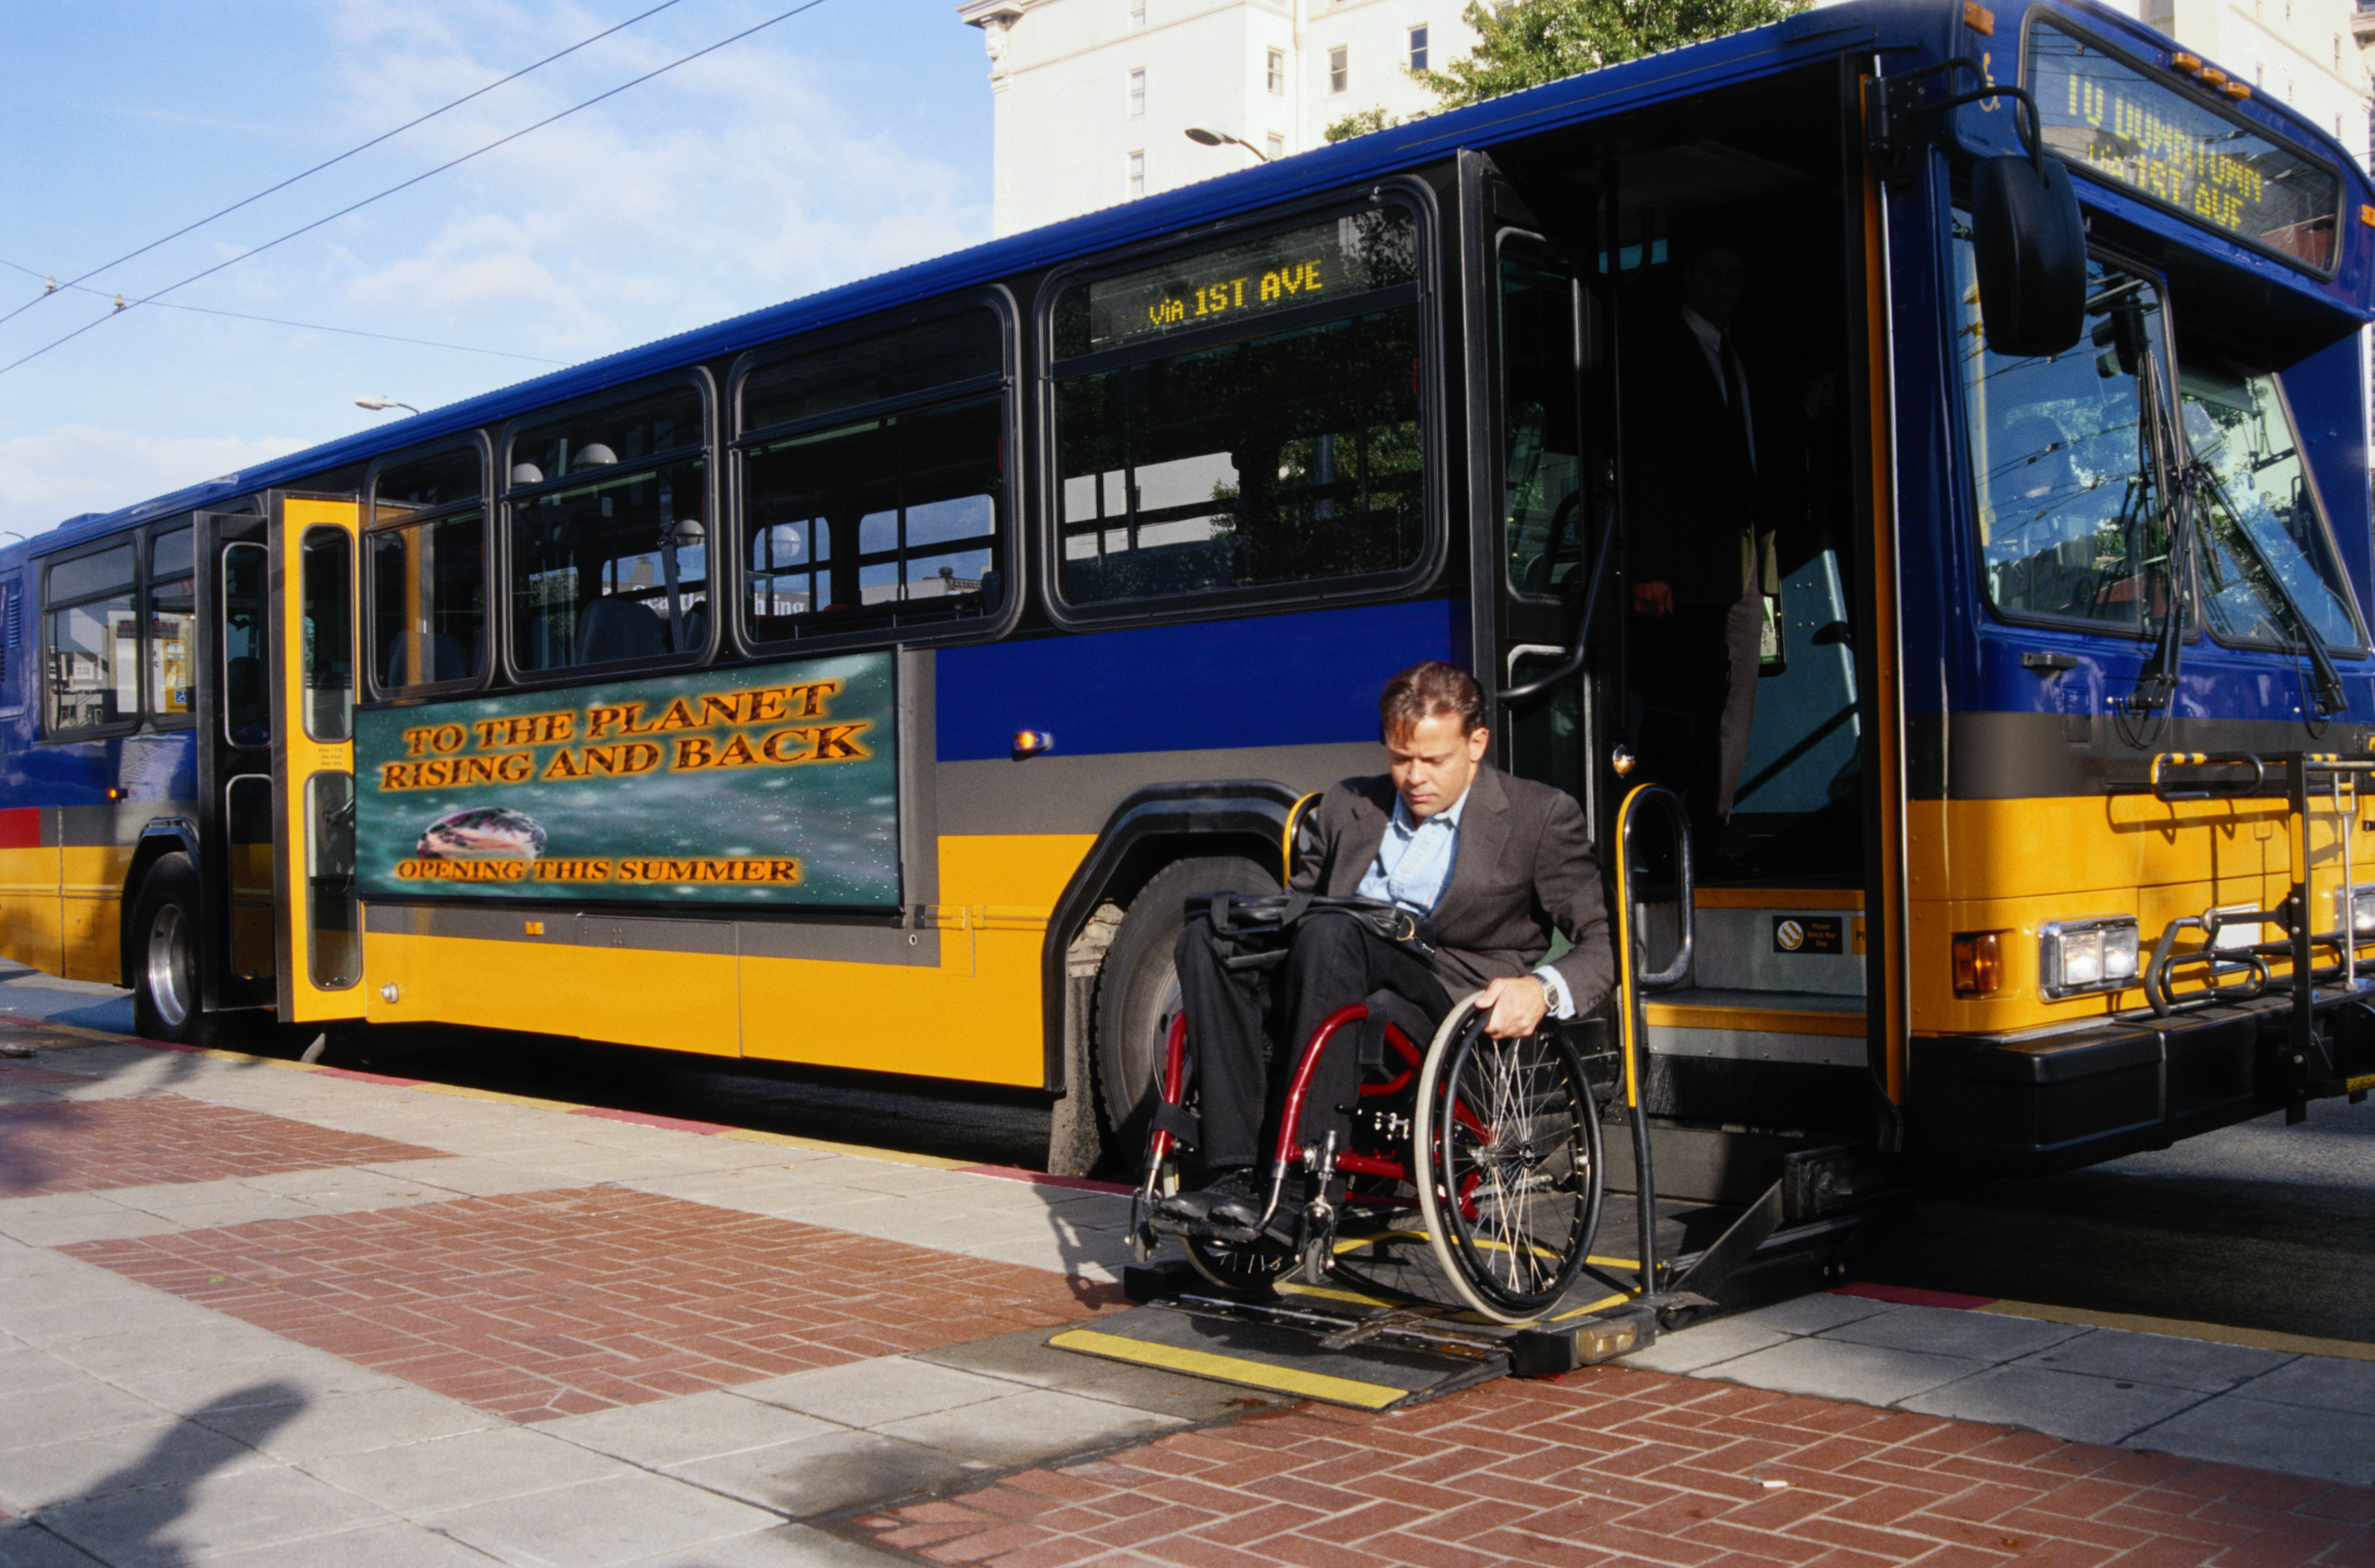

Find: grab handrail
1610;782;1693;1298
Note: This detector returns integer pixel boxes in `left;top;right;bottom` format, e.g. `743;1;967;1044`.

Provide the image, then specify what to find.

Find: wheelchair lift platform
1056;1183;1868;1412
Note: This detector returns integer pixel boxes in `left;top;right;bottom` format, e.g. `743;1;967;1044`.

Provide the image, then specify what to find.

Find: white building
957;0;1482;237
2124;0;2371;158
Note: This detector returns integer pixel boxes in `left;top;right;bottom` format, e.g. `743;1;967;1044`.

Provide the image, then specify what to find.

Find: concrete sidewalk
0;997;2368;1567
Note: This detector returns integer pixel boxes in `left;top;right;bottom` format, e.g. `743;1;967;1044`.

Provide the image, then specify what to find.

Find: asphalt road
6;961;2367;1346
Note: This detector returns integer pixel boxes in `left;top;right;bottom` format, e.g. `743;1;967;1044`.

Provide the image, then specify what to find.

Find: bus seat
677;602;709;654
575;596;667;665
380;632;472;686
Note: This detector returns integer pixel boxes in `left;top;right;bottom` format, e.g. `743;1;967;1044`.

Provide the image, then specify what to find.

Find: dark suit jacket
1289;764;1614;1008
1628;307;1777;607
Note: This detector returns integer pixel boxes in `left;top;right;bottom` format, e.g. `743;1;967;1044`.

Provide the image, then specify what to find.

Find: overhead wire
0;0;688;331
0;0;832;382
0;256;564;364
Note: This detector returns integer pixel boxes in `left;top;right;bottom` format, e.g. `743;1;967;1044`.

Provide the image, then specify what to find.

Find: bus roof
12;0;2366;564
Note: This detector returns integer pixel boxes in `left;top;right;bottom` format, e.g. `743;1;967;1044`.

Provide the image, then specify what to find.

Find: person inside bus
1628;227;1829;870
1158;660;1615;1229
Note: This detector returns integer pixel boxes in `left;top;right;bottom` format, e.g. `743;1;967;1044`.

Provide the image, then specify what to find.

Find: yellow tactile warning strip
1979;1296;2375;1364
1839;1283;2374;1362
1048;1327;1410;1410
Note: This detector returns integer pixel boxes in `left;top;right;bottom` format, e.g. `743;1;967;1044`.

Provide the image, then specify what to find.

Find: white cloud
0;427;310;539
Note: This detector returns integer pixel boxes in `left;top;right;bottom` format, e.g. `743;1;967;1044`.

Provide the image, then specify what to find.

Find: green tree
1325;105;1399;144
1415;0;1809;109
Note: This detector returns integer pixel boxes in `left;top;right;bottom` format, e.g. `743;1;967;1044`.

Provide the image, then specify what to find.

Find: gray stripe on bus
935;742;1383;837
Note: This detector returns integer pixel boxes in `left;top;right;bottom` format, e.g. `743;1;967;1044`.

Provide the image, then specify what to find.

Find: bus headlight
2040;917;2140;998
2334;884;2375;938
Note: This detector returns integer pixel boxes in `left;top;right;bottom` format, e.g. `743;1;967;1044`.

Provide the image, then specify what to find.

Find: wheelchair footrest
1048;1295;1511;1412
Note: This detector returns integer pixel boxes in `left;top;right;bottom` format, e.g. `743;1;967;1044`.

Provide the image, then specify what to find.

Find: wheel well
1039;781;1300;1102
119;831;198;990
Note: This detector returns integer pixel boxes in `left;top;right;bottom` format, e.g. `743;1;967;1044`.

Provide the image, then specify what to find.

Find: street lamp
1185;125;1269;162
355;396;420;415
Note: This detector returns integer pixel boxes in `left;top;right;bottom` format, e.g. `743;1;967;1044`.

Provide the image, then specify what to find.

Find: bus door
1469;103;1883;1198
193;509;275;1011
267;493;366;1023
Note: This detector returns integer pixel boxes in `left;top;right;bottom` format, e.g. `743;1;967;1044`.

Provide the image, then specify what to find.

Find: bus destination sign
1067;209;1417;355
2028;21;2340;268
353;650;899;906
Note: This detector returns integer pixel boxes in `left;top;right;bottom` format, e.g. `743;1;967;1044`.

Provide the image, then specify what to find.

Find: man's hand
1475;974;1551;1040
1632;580;1673;616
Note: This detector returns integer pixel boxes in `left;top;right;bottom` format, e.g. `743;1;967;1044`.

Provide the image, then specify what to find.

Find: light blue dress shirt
1355;785;1576;1018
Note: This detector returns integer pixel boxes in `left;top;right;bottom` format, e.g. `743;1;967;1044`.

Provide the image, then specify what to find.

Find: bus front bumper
1910;989;2375;1178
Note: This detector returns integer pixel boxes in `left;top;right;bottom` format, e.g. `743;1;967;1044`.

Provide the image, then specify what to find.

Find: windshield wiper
2127;342;2195;716
2188;457;2347;715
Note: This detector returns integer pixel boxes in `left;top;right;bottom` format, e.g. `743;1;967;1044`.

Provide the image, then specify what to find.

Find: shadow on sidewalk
24;1382;306;1567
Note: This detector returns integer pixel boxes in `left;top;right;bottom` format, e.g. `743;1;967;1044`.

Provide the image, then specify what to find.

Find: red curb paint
1834;1281;2000;1309
960;1164;1134;1195
571;1106;736;1135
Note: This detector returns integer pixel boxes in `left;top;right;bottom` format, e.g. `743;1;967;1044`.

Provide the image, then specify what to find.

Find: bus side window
735;306;1007;645
1049;203;1428;610
43;541;138;736
508;380;710;673
369;444;487;694
221;544;271;746
0;579;20;709
300;529;355;744
147;525;197;725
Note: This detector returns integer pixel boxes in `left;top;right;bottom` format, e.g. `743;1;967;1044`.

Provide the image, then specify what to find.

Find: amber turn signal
1952;931;2005;997
1011;730;1054;756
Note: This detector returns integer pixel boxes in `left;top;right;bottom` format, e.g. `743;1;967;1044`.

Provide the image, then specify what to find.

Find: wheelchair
1127;929;1610;1326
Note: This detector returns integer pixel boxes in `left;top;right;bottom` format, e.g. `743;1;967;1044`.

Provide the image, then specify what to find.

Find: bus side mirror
1971;154;2085;357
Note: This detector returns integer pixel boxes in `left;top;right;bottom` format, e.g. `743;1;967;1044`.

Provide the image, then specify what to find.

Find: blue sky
0;0;993;537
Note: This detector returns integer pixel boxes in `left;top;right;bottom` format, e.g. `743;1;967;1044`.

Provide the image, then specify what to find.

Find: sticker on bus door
352;651;898;905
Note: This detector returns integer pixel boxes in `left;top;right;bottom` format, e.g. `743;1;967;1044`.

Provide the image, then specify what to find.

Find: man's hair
1380;661;1486;740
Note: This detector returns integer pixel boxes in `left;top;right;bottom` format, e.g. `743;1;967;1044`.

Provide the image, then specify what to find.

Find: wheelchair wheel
1413;1003;1603;1323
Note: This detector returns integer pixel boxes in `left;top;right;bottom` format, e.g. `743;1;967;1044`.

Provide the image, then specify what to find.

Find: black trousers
1174;908;1453;1170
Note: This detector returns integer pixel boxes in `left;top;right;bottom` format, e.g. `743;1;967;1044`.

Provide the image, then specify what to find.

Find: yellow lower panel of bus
738;834;1092;1086
361;930;743;1057
1908;797;2339;1035
355;835;1093;1086
60;847;133;985
0;845;63;976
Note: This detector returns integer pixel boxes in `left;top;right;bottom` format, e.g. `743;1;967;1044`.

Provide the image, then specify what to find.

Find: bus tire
1094;854;1277;1146
131;854;215;1048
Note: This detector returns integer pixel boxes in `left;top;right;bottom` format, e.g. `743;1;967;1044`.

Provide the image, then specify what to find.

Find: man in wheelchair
1158;660;1615;1235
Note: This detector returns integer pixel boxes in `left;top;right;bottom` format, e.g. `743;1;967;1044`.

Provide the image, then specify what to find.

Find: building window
1409;24;1428;71
1130;0;1146;27
1128;67;1146;117
1267;48;1284;95
1266;131;1285;160
1128;150;1146;198
1329;45;1348;95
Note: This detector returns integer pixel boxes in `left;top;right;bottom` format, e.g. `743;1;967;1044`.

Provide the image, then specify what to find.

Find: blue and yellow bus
4;0;2370;1199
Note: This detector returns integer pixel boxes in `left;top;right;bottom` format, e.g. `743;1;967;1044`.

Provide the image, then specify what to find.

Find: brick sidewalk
858;1366;2375;1568
67;1185;1118;1422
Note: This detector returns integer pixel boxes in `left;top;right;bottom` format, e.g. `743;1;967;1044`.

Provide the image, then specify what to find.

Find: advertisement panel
353;652;898;906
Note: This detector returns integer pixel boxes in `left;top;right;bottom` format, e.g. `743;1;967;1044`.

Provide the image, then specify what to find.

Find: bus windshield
2182;358;2365;651
1961;245;2171;634
1959;237;2360;654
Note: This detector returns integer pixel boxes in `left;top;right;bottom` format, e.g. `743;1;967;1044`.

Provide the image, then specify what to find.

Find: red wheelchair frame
1128;987;1609;1325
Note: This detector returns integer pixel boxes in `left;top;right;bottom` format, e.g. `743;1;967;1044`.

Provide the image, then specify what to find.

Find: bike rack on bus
2129;750;2375;1120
